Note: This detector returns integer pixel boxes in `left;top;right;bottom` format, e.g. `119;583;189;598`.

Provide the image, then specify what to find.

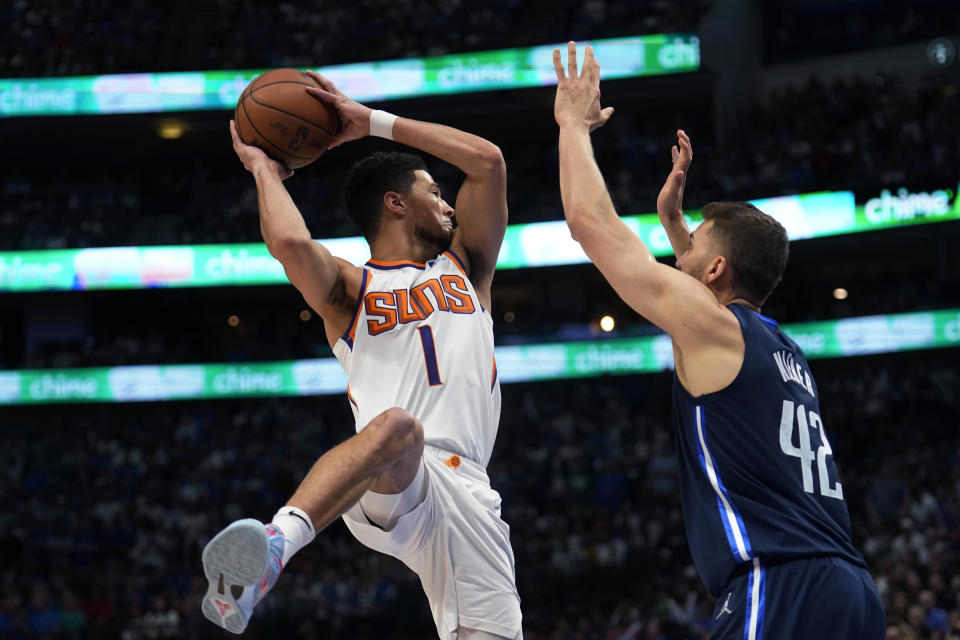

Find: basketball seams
239;96;313;163
234;68;339;169
248;81;337;136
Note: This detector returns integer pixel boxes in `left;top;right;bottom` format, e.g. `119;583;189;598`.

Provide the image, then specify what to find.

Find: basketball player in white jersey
201;71;521;640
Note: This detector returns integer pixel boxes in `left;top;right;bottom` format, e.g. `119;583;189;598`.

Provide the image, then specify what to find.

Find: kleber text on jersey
772;349;815;398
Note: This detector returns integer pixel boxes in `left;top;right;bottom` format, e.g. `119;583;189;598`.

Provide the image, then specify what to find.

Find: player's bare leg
201;407;424;633
284;406;425;532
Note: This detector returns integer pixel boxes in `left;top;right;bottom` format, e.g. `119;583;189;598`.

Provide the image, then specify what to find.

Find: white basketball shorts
342;444;522;639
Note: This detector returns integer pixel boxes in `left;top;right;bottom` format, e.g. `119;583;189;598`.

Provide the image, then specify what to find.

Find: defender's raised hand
302;70;372;150
553;41;614;132
657;129;693;219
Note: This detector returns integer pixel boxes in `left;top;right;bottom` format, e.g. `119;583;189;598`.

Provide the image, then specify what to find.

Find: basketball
234;68;341;169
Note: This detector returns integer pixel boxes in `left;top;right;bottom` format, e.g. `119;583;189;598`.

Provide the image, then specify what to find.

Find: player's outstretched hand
302;71;372;150
553;41;614;133
656;129;693;218
229;120;293;180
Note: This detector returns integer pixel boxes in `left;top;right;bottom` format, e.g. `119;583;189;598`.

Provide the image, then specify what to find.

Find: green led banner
0;238;369;292
0;309;957;405
1;184;956;293
0;360;348;404
496;308;960;381
0;34;699;118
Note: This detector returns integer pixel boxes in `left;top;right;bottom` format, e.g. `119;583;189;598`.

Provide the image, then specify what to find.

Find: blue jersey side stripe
756;562;766;640
743;558;766;640
695;422;742;560
697;442;741;558
694;406;755;562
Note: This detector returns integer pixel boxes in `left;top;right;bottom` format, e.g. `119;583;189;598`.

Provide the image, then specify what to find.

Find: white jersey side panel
332;251;501;467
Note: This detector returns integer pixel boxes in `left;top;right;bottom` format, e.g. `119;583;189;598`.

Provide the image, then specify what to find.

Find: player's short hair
343;151;427;243
702;201;789;305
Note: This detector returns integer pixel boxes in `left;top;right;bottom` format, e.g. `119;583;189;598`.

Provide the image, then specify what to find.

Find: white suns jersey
332;250;502;467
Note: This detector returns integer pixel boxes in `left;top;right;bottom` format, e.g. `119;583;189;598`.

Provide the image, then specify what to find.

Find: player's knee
377;407;423;455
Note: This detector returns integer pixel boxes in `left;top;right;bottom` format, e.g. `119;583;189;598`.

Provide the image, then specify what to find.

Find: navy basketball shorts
709;556;886;640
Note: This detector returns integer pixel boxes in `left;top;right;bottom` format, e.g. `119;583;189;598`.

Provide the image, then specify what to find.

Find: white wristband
369;110;398;140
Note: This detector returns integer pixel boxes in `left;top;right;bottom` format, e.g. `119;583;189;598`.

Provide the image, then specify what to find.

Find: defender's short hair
702;201;789;305
343;152;427;243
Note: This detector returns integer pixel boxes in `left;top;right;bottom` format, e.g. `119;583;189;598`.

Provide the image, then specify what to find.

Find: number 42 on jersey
779;400;844;500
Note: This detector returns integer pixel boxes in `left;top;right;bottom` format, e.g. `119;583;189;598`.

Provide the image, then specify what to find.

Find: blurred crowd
717;73;960;200
1;355;958;638
5;0;957;80
0;0;164;78
3;3;958;640
587;71;960;225
762;0;960;64
0;0;711;78
202;0;709;73
1;69;958;254
10;263;955;373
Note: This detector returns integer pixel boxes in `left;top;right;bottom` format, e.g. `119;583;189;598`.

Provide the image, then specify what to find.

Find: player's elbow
565;208;592;243
266;234;313;264
474;142;505;175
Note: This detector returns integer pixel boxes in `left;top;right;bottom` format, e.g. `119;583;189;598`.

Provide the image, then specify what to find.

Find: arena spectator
1;356;957;638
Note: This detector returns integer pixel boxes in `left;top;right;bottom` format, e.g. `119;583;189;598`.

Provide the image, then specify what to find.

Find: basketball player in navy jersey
552;43;884;639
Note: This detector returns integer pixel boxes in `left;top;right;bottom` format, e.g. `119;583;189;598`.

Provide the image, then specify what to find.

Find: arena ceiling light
157;118;187;139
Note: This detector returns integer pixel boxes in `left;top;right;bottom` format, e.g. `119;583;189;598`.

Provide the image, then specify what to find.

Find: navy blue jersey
672;304;866;597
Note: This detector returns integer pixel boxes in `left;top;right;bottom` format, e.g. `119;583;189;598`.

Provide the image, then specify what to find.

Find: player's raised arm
656;130;693;257
393;118;506;309
553;43;740;355
229;120;356;345
303;71;507;310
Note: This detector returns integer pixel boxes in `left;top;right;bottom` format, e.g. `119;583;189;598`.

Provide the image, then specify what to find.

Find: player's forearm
252;163;312;257
658;209;691;257
392;118;504;178
558;124;614;233
558;124;656;262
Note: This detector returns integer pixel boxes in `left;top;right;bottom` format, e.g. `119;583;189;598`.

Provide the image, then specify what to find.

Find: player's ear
383;190;405;217
706;255;727;284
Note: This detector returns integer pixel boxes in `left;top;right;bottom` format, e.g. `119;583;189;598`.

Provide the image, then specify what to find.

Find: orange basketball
234;69;341;169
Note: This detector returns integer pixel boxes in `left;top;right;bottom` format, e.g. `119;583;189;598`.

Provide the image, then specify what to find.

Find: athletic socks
268;506;316;565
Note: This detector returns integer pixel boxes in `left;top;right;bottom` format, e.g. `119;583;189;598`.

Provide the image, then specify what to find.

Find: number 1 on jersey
417;325;443;386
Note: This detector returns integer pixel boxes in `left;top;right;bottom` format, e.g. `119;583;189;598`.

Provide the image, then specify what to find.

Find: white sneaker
201;519;287;634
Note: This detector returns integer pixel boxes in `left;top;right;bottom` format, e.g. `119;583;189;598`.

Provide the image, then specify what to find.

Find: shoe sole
201;518;268;634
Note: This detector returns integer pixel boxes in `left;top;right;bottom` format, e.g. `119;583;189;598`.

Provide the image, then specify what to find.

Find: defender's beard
687;255;714;288
413;220;454;256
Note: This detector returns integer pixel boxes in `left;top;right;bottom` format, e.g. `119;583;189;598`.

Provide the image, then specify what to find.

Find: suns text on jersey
772;349;815;398
364;275;476;335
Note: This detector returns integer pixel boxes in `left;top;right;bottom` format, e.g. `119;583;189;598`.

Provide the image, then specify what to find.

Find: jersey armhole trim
752;309;779;332
347;384;359;409
341;268;369;350
444;249;467;276
674;305;751;404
